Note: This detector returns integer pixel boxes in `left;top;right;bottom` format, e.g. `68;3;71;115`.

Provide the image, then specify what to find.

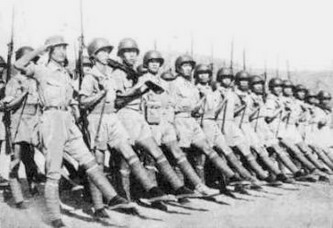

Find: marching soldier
265;78;328;180
233;71;291;183
249;75;316;181
15;35;137;228
0;56;9;187
3;46;45;209
141;51;218;195
193;65;261;186
316;91;333;154
79;38;172;217
300;90;333;171
169;56;245;188
214;67;273;183
112;38;195;200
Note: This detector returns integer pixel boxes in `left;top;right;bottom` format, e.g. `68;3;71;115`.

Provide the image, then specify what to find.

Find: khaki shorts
150;120;177;146
174;116;206;148
117;108;152;144
88;113;131;151
11;113;39;144
39;110;94;180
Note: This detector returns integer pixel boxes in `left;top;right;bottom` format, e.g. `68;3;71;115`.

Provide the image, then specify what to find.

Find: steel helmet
143;50;164;67
175;55;196;74
318;90;332;100
282;79;294;88
235;70;250;82
250;75;264;86
194;64;212;83
87;38;113;57
45;35;68;48
117;38;139;56
294;84;307;92
161;70;177;81
268;77;283;89
216;67;234;82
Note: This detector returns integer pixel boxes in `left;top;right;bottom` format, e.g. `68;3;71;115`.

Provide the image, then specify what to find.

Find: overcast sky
0;0;332;71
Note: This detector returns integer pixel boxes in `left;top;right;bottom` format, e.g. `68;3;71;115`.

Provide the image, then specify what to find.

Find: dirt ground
1;178;333;228
1;151;333;228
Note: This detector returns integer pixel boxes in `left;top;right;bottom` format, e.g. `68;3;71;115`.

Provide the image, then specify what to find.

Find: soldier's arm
79;75;106;109
14;45;49;75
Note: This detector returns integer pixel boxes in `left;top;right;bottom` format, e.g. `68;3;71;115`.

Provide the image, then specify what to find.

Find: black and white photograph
0;0;333;227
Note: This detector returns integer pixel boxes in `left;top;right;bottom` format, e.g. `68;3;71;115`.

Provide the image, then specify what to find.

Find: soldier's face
122;49;138;66
252;83;264;94
0;67;4;75
283;87;293;97
296;90;305;100
221;77;232;88
147;59;161;74
238;79;249;91
95;48;110;65
272;85;282;95
181;63;193;77
51;45;67;64
198;73;210;83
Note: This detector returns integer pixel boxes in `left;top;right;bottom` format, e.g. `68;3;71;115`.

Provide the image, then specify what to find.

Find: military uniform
80;66;131;151
23;58;123;223
170;76;206;148
5;73;40;144
5;72;42;205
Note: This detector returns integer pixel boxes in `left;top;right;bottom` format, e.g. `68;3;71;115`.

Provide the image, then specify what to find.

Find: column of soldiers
0;35;331;228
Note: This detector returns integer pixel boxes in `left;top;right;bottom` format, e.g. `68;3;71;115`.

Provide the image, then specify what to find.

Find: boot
88;178;104;211
254;146;281;175
155;156;183;190
312;146;333;170
244;154;268;180
86;164;118;202
207;150;235;179
9;178;24;204
128;156;155;191
177;157;202;187
284;143;316;171
226;153;254;179
271;145;299;173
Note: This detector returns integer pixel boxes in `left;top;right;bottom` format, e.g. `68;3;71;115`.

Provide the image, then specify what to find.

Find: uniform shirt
5;72;39;105
26;61;75;108
80;65;116;113
142;72;175;123
195;85;222;120
281;96;303;125
233;89;253;125
112;68;141;111
169;76;200;114
218;87;238;122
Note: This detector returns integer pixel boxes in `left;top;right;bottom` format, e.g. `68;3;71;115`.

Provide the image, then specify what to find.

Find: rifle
263;61;267;102
242;48;246;71
230;38;234;75
76;0;91;148
77;0;85;90
107;59;140;84
4;6;15;155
